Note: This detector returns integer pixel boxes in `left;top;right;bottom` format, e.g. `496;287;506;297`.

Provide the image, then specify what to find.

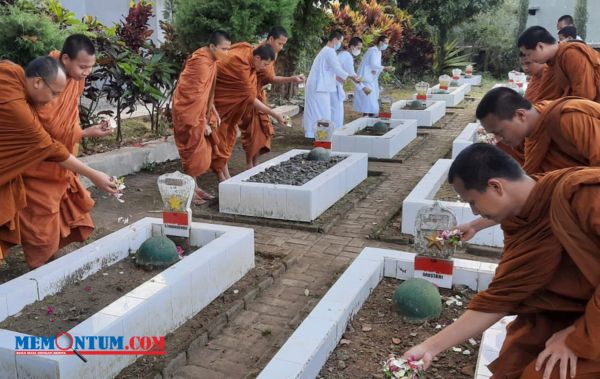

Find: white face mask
351;48;361;57
379;43;389;51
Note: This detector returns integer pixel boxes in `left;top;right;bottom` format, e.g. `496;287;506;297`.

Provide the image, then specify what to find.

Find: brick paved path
169;103;480;378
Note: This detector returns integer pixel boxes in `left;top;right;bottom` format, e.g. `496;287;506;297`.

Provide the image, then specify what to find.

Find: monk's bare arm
403;310;506;367
457;217;498;241
271;75;303;84
58;155;118;194
254;98;285;124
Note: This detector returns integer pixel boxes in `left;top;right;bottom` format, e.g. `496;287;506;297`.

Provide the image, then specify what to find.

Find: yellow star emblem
425;232;443;251
316;130;328;140
167;195;183;211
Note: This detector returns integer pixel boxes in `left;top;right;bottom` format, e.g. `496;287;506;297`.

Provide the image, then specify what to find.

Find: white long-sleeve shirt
306;46;349;93
337;51;363;90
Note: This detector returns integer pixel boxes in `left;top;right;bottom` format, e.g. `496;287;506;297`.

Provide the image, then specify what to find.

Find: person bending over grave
353;35;395;117
302;30;360;138
457;86;600;242
0;57;117;267
520;53;546;104
237;26;305;170
172;30;231;204
18;35;116;269
495;53;548;164
556;15;583;41
330;36;366;132
558;26;578;42
404;143;600;379
210;43;283;181
518;26;600;101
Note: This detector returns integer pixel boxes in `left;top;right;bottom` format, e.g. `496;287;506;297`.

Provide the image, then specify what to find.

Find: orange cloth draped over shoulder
172;47;218;177
523;97;600;174
524;67;545;104
0;60;70;260
468;167;600;378
238;43;276;162
550;41;600;101
19;52;94;268
211;43;258;171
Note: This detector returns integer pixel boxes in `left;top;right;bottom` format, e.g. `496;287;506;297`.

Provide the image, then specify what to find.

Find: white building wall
527;0;599;44
60;0;166;43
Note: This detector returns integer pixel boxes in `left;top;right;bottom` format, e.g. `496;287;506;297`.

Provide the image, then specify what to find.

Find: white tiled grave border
391;100;446;127
413;84;470;107
476;316;516;378
0;217;254;379
402;159;504;247
452;122;481;159
258;247;498;379
458;75;482;87
332;117;418;159
219;149;368;222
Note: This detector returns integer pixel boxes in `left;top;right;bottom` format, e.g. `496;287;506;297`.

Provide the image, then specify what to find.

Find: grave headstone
157;171;195;238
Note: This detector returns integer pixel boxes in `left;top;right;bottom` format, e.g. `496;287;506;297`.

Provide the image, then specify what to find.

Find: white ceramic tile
218;182;241;213
238;184;265;217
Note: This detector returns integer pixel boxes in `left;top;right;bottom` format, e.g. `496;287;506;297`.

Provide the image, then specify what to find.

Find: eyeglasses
39;76;62;97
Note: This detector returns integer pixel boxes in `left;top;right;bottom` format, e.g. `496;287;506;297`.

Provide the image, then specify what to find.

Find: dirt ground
319;278;479;379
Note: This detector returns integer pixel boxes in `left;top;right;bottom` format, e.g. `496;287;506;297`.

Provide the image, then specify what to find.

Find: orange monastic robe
546;41;600;101
172;47;218;177
524;68;545;104
0;61;70;260
522;97;600;174
238;44;276;162
19;53;95;268
469;168;600;378
211;43;258;171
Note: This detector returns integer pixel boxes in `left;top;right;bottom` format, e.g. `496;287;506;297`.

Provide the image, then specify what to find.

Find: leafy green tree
399;0;501;74
0;4;66;65
174;0;299;53
574;0;588;40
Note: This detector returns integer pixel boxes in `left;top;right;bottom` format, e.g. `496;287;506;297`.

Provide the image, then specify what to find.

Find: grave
0;217;254;378
331;117;417;159
451;122;496;159
257;247;497;379
414;83;470;107
402;159;503;247
219;149;368;222
390;100;446;128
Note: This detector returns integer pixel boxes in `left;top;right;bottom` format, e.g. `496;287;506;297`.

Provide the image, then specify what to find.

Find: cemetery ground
2;77;500;378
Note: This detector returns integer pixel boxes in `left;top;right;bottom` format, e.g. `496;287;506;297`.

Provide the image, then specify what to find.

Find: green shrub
174;0;299;54
0;5;66;65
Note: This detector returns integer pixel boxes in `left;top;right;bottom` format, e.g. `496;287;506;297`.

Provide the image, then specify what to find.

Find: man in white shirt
302;30;360;138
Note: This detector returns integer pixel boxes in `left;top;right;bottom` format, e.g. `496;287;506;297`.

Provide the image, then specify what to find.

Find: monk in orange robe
518;26;600;101
18;36;116;268
211;43;284;181
405;144;600;379
0;57;117;265
521;54;546;104
495;54;547;164
172;31;231;204
238;27;304;169
458;87;600;239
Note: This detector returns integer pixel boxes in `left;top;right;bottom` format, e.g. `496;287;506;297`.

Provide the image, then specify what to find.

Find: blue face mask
334;42;342;50
379;43;389;51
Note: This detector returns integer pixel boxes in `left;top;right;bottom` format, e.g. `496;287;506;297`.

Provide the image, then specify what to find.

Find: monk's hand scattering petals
272;113;286;127
402;343;435;370
91;171;118;195
535;325;577;379
84;122;113;138
293;74;305;83
351;75;361;84
456;221;477;242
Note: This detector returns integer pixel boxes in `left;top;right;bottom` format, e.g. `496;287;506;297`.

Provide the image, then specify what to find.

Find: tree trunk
436;25;448;75
116;99;123;142
574;0;588;40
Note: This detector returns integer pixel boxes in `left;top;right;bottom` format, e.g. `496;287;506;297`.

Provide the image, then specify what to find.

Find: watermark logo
15;333;165;362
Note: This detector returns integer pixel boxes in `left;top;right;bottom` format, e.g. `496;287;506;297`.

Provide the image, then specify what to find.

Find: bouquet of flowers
440;229;462;248
382;355;425;379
